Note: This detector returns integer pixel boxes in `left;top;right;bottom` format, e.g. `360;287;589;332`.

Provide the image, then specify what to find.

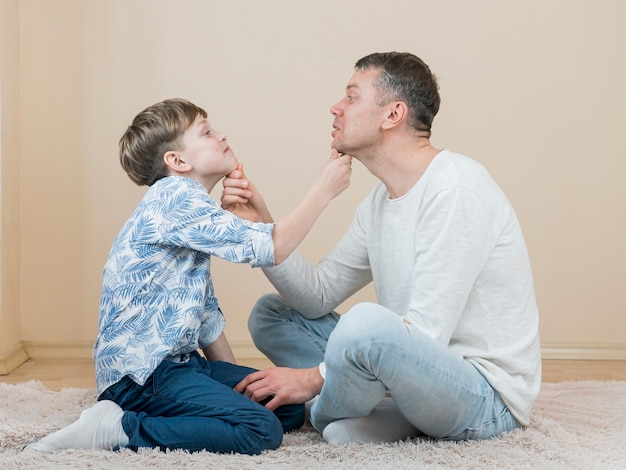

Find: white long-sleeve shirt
263;150;541;426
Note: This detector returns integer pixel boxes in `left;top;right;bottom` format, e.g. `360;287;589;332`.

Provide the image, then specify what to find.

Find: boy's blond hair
119;98;207;186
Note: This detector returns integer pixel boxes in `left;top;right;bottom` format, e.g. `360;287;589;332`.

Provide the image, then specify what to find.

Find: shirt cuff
318;361;326;380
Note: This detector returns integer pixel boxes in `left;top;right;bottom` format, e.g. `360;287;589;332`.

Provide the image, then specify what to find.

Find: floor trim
0;342;30;375
541;342;626;360
19;340;626;362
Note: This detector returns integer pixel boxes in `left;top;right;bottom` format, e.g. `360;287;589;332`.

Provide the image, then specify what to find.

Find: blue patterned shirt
93;176;275;394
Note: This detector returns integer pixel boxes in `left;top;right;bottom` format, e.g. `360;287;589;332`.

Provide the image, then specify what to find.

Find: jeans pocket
446;406;519;441
98;374;149;410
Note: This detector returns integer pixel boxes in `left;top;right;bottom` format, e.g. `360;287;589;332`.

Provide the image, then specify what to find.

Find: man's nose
330;101;342;116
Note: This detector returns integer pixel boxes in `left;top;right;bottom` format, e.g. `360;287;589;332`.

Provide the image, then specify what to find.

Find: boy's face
179;114;238;183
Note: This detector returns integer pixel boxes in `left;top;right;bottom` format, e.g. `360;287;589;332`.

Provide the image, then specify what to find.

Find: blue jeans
98;351;304;454
249;294;520;440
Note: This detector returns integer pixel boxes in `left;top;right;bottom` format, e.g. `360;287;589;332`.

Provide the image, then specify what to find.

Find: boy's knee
274;403;305;433
249;415;283;454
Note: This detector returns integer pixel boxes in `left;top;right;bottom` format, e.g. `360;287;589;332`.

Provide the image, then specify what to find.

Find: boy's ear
163;150;192;173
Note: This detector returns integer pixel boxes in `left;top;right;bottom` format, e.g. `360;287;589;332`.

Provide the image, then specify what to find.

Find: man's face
330;68;385;156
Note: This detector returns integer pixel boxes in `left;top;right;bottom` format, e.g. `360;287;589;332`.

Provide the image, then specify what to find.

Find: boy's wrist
307;184;333;208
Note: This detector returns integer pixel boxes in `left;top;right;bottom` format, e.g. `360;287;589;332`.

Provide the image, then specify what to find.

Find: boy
26;98;352;454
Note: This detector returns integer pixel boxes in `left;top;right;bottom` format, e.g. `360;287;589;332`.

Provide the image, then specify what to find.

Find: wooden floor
1;358;626;391
0;357;274;391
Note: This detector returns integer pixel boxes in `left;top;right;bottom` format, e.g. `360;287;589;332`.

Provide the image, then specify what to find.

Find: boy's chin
223;164;239;177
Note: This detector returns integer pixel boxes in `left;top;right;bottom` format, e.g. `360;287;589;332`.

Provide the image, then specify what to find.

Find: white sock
322;396;419;445
304;395;319;423
25;400;129;452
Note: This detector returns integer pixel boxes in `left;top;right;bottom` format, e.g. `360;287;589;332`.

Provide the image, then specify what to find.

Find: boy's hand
221;164;273;223
315;149;352;200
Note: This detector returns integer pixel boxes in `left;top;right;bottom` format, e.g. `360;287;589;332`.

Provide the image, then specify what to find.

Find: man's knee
248;293;284;339
333;303;392;339
326;303;392;356
325;304;411;384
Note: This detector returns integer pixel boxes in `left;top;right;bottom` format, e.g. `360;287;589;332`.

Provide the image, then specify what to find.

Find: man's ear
163;150;192;173
381;101;408;130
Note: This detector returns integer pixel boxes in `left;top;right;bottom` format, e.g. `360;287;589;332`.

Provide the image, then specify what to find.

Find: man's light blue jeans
249;294;520;440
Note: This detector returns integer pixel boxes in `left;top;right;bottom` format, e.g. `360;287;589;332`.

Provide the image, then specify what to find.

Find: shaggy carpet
1;380;625;469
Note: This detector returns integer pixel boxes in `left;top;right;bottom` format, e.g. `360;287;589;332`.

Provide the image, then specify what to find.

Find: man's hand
234;366;324;411
221;163;273;223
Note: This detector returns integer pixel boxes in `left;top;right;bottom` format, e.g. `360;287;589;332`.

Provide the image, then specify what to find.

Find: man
221;52;541;445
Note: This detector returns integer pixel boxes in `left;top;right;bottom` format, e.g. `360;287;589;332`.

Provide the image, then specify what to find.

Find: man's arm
234;366;324;411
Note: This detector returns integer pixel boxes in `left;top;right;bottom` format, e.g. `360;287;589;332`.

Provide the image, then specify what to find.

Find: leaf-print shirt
93;176;275;394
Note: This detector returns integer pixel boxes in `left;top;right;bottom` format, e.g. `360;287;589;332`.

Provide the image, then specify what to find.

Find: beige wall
0;0;28;371
2;0;625;366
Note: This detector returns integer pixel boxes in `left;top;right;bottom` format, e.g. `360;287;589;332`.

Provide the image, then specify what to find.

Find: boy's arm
272;151;351;264
202;332;237;364
222;151;352;265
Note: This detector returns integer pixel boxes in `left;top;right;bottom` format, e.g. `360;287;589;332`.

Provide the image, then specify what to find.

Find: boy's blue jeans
249;294;520;440
98;351;304;454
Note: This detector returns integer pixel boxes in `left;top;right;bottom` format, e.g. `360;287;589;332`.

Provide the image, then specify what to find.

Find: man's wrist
309;363;325;396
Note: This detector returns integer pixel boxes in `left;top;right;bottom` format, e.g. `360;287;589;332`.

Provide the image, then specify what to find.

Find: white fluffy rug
1;380;625;469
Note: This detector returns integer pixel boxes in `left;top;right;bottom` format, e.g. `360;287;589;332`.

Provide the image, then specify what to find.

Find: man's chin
331;141;346;154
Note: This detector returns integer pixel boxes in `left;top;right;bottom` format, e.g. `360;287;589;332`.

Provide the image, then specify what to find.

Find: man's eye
204;130;211;136
347;96;354;103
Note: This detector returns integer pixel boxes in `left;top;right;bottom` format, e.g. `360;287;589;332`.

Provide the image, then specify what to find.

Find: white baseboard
540;342;626;360
21;340;267;362
229;341;267;361
23;341;94;359
0;342;29;375
18;340;626;362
